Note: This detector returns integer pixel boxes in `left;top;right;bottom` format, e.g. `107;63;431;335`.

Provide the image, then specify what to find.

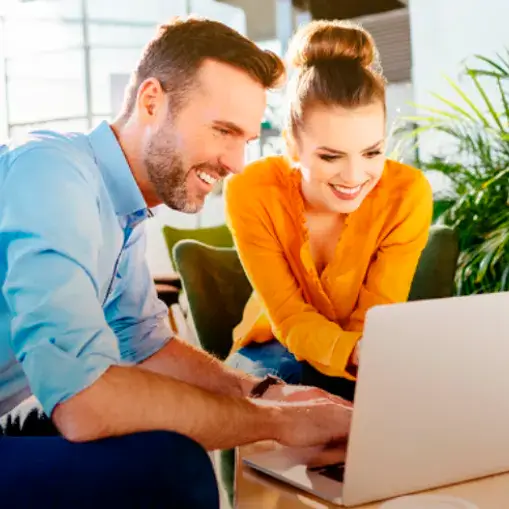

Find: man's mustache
193;162;230;179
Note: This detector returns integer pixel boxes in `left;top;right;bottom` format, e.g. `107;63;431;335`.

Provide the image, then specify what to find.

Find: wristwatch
249;375;284;398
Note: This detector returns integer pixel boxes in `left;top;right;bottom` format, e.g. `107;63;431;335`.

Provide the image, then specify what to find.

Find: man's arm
52;364;352;450
1;148;121;414
104;222;260;399
141;337;260;397
52;366;351;449
141;338;351;406
52;365;269;449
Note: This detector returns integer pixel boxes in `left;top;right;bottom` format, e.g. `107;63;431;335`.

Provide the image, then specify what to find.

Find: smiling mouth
330;183;363;195
196;170;219;186
329;182;367;201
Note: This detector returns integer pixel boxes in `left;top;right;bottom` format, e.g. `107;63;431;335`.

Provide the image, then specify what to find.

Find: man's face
142;60;267;213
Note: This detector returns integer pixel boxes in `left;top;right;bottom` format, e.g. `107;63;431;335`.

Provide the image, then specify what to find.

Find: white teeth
196;170;218;186
332;184;362;194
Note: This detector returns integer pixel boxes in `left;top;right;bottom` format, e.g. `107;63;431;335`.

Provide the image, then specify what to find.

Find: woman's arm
225;169;433;377
345;174;434;337
225;176;360;378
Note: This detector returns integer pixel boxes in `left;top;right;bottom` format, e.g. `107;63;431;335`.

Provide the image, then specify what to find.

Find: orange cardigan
224;156;433;379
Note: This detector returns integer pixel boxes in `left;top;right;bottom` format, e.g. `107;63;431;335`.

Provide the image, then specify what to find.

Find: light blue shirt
0;121;172;416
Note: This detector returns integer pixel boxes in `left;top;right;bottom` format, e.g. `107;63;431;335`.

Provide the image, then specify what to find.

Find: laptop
243;292;509;506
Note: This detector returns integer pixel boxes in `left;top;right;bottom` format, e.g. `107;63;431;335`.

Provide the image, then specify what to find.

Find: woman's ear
283;129;299;163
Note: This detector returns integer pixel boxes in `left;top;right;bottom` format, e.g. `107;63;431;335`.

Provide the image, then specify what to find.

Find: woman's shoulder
380;159;432;204
224;155;293;204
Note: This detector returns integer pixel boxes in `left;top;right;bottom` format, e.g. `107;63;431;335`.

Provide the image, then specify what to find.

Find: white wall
384;81;415;162
409;0;508;164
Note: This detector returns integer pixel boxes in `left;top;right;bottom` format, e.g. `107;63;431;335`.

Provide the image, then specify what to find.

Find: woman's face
290;102;386;214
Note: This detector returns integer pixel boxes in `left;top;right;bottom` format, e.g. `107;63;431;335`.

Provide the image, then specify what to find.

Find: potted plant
403;52;509;295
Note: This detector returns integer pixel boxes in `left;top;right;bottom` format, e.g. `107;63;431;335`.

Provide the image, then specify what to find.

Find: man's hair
119;16;286;121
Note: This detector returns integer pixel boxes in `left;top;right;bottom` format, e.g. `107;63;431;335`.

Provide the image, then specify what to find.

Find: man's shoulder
0;129;97;185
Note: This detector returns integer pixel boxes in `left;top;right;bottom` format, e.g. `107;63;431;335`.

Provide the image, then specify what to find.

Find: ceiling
219;0;407;41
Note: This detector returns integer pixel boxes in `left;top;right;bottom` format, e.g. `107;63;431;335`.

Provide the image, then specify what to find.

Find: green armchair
173;224;460;505
174;225;459;359
162;224;233;270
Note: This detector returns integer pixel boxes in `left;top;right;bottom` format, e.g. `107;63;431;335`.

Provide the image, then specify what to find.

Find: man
0;17;352;508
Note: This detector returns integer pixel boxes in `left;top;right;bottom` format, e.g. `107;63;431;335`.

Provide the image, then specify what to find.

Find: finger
306;445;347;469
326;394;354;408
305;386;353;408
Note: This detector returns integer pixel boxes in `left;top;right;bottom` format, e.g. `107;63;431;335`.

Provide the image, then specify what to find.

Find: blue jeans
228;340;356;402
0;398;219;508
227;339;304;384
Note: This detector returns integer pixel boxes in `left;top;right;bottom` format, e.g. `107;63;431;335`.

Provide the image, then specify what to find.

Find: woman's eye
318;154;339;162
365;150;382;158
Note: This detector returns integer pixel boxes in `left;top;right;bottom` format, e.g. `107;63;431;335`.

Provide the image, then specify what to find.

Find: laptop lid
342;292;509;506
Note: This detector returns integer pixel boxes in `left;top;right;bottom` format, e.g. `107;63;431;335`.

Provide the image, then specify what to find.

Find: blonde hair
286;20;386;136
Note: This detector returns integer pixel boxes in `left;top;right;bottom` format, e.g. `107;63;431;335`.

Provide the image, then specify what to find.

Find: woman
224;20;433;401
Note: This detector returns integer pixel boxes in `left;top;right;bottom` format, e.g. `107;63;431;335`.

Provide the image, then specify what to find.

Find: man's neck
110;121;162;209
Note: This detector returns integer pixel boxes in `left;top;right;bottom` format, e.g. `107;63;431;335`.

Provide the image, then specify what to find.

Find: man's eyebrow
213;120;259;141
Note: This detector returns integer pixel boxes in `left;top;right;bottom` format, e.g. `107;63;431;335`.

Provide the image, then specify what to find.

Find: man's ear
136;78;167;123
283;129;299;163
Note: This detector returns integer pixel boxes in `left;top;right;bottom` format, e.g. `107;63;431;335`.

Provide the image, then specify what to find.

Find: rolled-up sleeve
105;223;173;364
0;148;120;415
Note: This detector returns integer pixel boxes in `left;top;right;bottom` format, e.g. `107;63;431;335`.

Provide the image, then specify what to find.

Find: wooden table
236;442;509;508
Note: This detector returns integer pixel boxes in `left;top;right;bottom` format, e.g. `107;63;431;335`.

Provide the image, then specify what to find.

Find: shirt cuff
119;316;174;365
21;337;120;416
306;331;362;380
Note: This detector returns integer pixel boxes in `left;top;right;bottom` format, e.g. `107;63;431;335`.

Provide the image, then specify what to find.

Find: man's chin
170;198;206;215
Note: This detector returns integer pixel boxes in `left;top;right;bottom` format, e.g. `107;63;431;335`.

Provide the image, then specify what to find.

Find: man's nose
220;142;246;175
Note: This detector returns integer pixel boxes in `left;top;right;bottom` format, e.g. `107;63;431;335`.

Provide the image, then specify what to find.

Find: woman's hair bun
287;19;377;70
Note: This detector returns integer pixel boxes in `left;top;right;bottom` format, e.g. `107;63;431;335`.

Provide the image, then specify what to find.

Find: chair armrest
155;283;181;306
154;275;182;290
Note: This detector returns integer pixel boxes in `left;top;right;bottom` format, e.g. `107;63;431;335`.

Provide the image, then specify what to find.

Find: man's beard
144;125;199;214
144;125;230;214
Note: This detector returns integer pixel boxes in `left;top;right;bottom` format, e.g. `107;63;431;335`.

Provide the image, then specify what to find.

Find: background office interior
0;0;507;293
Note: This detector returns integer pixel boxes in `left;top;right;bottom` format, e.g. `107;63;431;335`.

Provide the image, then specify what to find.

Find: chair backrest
408;225;459;300
162;224;233;269
174;225;459;358
173;241;252;360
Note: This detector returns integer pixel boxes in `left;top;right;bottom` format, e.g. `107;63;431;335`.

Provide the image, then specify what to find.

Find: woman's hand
350;339;362;367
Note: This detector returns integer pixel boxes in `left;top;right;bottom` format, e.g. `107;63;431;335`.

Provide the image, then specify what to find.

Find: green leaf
499;79;509;122
471;54;509;77
468;72;505;131
431;91;477;123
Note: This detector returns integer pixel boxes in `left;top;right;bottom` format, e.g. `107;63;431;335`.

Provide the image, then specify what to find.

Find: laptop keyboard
309;462;345;483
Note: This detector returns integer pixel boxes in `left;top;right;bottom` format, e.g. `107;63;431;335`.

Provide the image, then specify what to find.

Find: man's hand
306;441;348;469
271;398;353;449
262;382;352;408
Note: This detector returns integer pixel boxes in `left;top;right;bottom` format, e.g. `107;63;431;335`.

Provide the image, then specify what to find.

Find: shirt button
49;338;56;344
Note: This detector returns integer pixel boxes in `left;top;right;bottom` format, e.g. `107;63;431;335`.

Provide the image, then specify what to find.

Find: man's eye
216;127;231;136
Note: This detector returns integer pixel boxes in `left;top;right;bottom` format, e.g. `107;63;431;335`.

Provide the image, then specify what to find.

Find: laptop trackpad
243;447;345;505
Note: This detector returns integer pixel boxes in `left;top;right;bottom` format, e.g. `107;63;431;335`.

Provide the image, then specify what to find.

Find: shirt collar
87;121;148;218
